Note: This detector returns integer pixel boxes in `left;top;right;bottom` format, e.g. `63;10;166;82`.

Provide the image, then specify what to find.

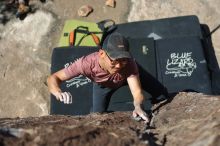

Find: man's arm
127;75;149;123
47;69;72;104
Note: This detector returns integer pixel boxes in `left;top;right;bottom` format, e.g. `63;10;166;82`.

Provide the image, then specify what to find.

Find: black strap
70;20;117;47
206;24;220;38
71;26;101;46
97;19;117;45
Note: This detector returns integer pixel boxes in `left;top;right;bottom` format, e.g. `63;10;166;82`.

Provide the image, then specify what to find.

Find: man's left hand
133;106;149;123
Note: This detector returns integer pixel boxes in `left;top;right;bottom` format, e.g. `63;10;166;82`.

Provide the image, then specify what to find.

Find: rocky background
0;0;129;117
0;0;220;145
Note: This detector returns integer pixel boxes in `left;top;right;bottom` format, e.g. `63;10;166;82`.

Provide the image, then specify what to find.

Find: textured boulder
151;92;220;146
0;92;219;146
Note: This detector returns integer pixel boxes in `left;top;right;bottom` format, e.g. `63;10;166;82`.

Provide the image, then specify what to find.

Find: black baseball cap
102;32;131;59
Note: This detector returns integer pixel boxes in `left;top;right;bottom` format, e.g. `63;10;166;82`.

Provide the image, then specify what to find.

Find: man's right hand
55;92;72;104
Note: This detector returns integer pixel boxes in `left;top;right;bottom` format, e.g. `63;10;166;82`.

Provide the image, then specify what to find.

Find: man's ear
99;49;105;58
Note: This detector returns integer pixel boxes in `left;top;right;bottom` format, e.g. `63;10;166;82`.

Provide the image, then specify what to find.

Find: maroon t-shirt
64;52;139;88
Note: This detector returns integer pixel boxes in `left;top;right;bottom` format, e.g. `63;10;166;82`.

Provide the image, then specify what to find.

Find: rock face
0;0;220;120
0;11;54;117
151;92;220;146
0;92;219;146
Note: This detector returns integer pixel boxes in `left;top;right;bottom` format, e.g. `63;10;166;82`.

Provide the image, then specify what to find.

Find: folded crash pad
50;46;97;115
58;20;102;47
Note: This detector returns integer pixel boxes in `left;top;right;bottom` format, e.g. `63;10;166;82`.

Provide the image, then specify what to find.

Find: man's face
104;52;128;74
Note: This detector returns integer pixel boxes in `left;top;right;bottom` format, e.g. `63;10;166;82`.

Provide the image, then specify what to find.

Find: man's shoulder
128;58;138;68
80;51;99;69
123;58;139;76
84;52;99;60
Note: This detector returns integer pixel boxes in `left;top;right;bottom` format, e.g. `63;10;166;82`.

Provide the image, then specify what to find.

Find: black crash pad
50;38;162;115
50;47;97;115
155;36;212;94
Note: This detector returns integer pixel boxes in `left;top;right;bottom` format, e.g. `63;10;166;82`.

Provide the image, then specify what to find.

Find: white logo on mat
64;61;91;88
66;75;91;88
165;52;197;78
142;45;148;55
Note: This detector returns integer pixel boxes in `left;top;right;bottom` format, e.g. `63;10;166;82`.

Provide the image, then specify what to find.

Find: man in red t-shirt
47;32;149;123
